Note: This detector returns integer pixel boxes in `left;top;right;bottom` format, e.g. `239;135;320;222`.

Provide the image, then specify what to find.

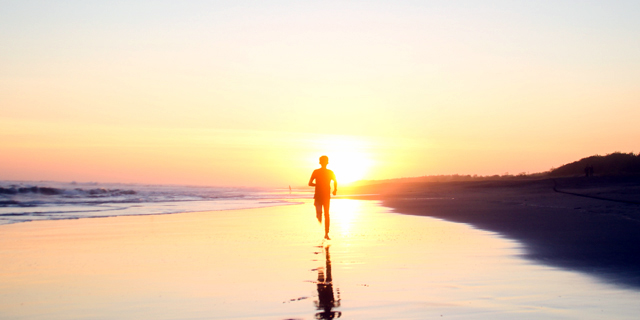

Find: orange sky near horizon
2;1;639;187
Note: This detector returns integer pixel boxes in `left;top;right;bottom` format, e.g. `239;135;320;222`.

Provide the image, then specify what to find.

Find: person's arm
332;173;338;195
308;171;316;187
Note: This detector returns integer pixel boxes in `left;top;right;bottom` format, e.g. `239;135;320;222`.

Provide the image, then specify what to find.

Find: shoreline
2;195;640;318
5;176;640;290
347;176;640;288
0;198;304;227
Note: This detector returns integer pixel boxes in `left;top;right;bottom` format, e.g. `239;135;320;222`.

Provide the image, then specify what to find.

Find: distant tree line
353;172;547;186
352;152;640;186
548;152;640;177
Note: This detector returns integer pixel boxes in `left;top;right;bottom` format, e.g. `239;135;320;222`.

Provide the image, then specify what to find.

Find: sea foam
0;181;307;225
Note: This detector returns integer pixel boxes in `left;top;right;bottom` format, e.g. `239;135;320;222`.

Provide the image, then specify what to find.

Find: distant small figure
308;155;338;240
289;185;291;195
585;164;595;177
585;165;590;177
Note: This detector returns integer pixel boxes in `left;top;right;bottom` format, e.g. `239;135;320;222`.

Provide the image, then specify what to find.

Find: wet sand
1;198;640;319
350;176;640;288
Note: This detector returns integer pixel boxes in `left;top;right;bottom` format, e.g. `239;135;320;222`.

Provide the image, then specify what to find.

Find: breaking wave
0;181;309;225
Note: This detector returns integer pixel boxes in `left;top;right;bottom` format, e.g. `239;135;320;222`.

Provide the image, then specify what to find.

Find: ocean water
0;181;305;225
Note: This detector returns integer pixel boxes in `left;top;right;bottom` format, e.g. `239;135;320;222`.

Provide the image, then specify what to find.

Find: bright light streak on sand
330;199;363;237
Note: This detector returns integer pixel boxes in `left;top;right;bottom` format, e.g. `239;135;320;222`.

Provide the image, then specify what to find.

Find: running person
308;155;337;240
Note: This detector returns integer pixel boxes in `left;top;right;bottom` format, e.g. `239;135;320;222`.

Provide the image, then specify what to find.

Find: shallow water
0;199;639;319
0;180;309;225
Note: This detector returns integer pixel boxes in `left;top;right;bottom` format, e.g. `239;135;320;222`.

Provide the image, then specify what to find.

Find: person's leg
315;204;323;223
323;202;330;238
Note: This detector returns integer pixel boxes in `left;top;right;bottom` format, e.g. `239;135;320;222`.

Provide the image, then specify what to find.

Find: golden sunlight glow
311;136;374;184
2;2;640;187
329;152;372;184
330;199;363;237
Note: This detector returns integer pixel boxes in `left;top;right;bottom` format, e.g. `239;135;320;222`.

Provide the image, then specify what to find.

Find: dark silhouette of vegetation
549;152;640;177
350;172;547;187
343;152;640;188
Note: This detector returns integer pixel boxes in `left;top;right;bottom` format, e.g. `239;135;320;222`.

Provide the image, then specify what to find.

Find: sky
1;0;639;187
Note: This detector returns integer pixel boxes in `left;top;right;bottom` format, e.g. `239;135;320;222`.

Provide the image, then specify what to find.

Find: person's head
319;155;329;166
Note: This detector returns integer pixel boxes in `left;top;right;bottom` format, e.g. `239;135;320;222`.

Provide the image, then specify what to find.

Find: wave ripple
0;181;309;225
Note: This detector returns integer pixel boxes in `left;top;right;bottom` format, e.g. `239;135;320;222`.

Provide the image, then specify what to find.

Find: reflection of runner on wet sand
309;155;338;240
315;245;341;319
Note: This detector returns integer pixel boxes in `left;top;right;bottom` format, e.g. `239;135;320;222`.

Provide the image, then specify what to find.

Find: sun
328;151;372;184
312;136;374;185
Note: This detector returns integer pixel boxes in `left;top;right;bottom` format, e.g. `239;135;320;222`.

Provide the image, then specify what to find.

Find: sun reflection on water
329;199;363;237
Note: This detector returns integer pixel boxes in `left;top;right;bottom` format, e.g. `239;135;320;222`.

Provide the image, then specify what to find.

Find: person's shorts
314;195;330;207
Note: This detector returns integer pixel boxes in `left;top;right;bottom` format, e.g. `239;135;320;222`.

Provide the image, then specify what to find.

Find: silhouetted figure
585;165;589;177
315;246;341;319
309;156;337;240
585;164;595;177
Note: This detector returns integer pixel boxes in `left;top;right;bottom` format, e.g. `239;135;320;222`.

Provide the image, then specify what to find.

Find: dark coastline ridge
346;176;640;289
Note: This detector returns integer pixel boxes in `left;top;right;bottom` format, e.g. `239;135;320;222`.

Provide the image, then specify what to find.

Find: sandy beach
349;176;640;288
2;197;640;319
